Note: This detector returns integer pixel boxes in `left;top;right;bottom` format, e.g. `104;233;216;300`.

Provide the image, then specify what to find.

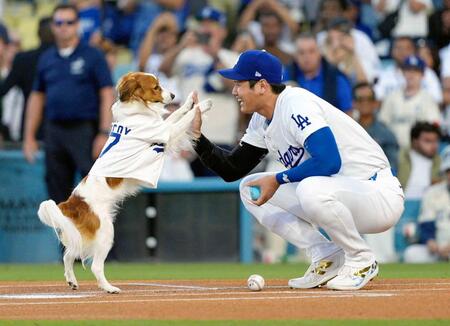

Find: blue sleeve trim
276;127;342;184
418;221;436;244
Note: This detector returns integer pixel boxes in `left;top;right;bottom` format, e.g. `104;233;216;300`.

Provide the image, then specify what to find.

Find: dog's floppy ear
117;73;140;102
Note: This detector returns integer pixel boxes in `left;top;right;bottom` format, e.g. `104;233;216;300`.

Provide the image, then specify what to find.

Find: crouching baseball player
191;50;404;290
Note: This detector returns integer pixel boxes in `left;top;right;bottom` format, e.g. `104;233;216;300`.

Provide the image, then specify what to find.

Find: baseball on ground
247;274;265;291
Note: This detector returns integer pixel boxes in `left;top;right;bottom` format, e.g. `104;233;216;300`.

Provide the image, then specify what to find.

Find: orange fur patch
117;72;163;104
58;195;100;239
105;177;123;188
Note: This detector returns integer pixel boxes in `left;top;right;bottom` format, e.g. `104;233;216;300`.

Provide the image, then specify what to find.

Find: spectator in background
313;0;347;34
0;23;11;143
70;0;102;45
102;0;187;53
353;82;399;172
428;0;450;49
159;6;239;176
397;122;442;201
238;0;299;61
404;145;450;263
317;17;381;83
137;11;179;90
416;38;440;75
1;31;24;142
375;36;442;103
22;4;114;203
321;17;368;84
0;17;54;141
392;0;434;39
379;56;441;148
442;77;450;141
284;33;353;114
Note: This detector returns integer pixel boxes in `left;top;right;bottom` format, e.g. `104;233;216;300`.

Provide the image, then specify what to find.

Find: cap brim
218;68;248;81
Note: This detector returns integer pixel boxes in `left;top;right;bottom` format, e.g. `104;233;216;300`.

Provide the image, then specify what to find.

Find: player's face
232;80;259;114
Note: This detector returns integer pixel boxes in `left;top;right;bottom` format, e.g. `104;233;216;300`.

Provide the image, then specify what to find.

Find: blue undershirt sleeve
275;126;341;184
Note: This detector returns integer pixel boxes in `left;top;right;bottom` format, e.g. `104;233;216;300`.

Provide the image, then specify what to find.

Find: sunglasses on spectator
354;96;375;102
53;19;77;27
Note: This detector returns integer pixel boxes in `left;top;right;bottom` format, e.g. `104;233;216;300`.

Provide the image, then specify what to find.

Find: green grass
0;321;449;326
0;262;449;281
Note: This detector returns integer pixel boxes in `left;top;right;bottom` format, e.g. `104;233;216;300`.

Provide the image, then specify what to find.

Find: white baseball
247;274;265;291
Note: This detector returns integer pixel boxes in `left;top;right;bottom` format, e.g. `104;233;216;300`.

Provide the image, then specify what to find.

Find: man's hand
92;134;109;159
245;174;280;206
23;137;39;163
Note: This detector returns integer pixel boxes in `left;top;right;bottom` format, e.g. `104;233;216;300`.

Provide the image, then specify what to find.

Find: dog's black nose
170;93;175;100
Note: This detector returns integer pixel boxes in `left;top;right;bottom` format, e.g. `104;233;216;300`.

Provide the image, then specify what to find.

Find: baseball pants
240;168;405;267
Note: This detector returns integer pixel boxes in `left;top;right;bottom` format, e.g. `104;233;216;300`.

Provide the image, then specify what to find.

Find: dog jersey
89;101;170;188
241;86;390;180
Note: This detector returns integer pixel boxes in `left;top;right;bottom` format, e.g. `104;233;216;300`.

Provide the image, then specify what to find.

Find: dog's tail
38;200;83;258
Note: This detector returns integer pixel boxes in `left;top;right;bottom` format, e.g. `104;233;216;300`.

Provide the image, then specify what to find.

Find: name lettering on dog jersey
291;114;311;130
278;145;305;168
111;123;131;135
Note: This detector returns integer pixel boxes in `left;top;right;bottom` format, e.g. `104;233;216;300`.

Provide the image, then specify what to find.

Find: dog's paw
197;99;212;113
67;281;79;290
103;285;121;294
183;92;195;111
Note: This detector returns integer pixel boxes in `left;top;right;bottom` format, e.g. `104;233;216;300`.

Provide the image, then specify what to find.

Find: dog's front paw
183;92;195;110
197;99;212;113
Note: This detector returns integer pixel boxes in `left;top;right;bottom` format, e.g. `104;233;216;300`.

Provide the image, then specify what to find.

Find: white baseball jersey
89;101;169;188
241;86;390;180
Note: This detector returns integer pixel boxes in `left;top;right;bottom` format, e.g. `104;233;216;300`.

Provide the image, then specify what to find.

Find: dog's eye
154;85;160;91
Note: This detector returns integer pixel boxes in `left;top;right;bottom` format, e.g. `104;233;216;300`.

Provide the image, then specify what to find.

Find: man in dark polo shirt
284;33;353;115
23;3;114;203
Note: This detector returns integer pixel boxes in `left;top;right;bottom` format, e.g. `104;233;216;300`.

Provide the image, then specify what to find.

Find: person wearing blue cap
191;49;405;291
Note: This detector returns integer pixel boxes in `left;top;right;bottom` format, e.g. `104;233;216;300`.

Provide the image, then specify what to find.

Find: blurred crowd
0;0;449;263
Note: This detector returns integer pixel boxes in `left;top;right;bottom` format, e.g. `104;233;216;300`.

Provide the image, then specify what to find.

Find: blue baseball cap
198;6;226;27
218;50;283;84
401;55;426;72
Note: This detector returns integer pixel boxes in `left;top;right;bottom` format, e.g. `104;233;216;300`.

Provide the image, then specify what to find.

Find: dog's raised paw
198;99;212;113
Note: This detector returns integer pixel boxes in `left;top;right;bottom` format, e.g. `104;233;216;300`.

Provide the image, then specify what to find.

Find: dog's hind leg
91;220;120;294
63;251;78;290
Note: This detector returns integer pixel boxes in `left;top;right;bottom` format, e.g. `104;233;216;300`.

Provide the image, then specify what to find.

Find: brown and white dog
37;72;211;293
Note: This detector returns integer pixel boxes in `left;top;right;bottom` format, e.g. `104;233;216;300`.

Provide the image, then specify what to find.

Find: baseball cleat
326;261;379;291
288;249;345;289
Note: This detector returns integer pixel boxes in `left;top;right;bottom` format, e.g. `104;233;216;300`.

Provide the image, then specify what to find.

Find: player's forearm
99;87;114;132
194;134;267;182
24;92;45;140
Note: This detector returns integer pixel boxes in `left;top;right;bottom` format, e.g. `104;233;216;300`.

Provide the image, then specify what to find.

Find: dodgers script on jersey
89;101;170;188
241;86;390;179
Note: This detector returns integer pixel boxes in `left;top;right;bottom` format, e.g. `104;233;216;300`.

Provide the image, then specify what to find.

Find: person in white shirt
379;55;441;148
392;0;433;38
192;49;404;291
403;145;450;263
375;36;442;103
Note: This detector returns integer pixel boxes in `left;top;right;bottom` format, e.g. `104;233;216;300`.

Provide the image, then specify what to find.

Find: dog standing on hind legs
37;72;212;293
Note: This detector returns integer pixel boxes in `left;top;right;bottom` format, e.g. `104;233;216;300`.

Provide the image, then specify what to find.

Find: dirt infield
0;279;449;320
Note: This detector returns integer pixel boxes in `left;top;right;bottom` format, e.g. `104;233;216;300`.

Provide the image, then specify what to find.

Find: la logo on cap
255;71;262;77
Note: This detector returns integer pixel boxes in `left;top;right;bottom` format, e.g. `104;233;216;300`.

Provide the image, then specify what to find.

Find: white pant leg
403;244;439;263
296;171;404;267
240;172;341;262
